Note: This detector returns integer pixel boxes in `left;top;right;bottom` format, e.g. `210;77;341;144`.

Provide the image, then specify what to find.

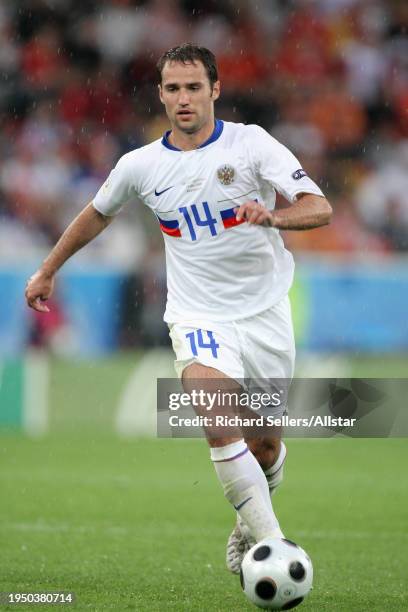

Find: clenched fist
25;270;55;313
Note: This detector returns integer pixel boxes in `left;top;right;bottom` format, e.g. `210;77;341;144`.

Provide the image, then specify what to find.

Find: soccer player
25;44;332;574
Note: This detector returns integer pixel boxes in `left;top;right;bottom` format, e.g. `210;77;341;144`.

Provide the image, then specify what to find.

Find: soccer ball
240;537;313;610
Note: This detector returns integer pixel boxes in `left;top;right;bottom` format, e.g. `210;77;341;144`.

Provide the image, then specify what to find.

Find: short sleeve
92;153;137;216
246;125;325;203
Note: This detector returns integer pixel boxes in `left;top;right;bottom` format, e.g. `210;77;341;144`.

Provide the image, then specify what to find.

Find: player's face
159;60;220;134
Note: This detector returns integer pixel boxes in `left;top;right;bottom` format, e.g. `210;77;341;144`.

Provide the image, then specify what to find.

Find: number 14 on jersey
179;203;217;241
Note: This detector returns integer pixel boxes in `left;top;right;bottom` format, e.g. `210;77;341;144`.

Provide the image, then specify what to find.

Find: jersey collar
161;119;224;151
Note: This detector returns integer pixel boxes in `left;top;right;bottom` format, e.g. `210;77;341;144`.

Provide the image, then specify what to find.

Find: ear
211;80;221;102
158;84;164;104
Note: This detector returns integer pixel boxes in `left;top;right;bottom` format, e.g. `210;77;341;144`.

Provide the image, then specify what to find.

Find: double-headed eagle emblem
217;164;235;185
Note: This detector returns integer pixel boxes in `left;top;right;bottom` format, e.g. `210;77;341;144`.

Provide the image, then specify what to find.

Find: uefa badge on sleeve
292;169;307;180
217;164;235;185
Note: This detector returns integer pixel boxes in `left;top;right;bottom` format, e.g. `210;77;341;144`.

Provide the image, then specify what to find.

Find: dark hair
156;43;218;86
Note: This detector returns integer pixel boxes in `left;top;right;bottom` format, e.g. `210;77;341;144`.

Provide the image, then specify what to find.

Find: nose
178;89;190;106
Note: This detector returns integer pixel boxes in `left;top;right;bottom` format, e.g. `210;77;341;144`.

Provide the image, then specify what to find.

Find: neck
169;117;216;151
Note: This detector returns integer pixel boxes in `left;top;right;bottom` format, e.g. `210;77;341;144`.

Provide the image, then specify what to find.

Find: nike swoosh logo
155;186;174;197
233;496;252;511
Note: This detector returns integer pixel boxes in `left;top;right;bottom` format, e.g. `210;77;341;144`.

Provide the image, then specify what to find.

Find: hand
25;269;55;313
234;200;275;227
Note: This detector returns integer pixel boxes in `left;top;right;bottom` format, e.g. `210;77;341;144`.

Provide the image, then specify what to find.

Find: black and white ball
240;538;313;610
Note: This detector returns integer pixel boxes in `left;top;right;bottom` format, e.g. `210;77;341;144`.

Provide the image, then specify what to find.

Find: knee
208;436;243;449
248;438;281;471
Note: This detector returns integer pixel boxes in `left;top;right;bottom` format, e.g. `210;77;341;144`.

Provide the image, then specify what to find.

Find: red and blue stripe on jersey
157;215;181;238
220;207;246;230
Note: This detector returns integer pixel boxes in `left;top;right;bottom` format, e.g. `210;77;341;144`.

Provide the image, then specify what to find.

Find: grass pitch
0;435;407;611
1;352;407;610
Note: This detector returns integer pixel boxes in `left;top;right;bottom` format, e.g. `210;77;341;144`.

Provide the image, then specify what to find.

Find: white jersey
93;120;324;323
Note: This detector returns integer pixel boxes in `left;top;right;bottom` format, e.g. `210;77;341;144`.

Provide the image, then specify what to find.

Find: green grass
1;352;407;610
0;436;407;611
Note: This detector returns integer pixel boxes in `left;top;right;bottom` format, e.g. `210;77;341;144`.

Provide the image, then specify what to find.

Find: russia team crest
217;164;235;185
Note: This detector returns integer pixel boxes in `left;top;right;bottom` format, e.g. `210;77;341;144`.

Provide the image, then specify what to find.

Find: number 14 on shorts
185;329;219;358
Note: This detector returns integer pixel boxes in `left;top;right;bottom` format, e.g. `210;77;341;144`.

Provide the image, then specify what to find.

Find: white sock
264;441;287;495
211;439;284;541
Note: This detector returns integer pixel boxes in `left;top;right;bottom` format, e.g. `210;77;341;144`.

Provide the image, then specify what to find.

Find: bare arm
235;193;333;230
25;203;113;312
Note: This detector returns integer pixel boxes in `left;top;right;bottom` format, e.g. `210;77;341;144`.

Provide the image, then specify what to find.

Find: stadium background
0;1;407;610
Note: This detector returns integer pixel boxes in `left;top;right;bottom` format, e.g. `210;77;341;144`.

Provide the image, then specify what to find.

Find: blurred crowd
0;0;406;351
0;0;407;267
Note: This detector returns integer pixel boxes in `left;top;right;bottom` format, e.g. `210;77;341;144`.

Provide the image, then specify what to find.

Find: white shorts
168;295;295;383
